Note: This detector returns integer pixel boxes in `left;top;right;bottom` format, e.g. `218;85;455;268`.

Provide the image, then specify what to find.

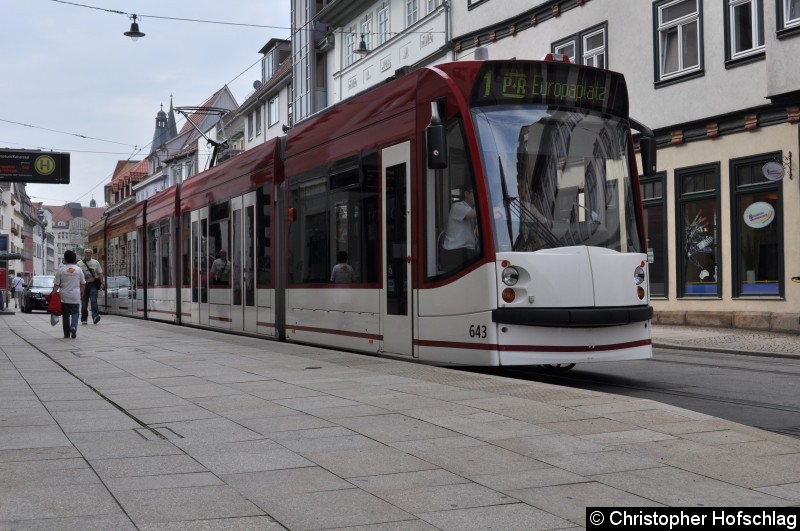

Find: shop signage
761;161;784;181
743;201;775;229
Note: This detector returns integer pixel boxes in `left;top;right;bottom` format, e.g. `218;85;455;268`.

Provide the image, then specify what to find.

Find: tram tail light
637;286;645;300
502;288;516;303
288;208;296;222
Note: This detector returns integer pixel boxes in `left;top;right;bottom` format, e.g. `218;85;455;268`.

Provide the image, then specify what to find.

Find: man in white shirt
11;273;24;309
51;250;86;339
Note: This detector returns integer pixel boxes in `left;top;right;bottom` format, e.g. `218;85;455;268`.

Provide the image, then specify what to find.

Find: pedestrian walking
51;250;85;339
78;249;103;324
11;273;24;309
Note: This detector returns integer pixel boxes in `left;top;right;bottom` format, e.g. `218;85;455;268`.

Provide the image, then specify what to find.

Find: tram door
381;142;414;357
230;193;258;332
190;207;210;326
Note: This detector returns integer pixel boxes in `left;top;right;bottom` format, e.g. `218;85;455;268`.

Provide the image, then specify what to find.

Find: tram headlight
633;265;645;285
502;266;519;286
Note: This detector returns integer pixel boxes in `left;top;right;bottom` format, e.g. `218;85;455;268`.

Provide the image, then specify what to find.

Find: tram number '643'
469;325;487;339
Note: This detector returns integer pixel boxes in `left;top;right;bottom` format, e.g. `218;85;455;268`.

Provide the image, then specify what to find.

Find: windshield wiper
497;156;515;246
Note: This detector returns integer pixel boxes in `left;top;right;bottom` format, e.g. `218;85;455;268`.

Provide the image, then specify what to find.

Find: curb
653;341;800;360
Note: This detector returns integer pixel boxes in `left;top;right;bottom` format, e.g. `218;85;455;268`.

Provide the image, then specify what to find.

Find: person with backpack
78;249;103;325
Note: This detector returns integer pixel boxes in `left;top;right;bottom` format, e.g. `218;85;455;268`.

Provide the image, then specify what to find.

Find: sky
1;0;290;207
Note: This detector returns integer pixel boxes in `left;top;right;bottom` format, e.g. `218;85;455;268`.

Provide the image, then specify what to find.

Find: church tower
150;104;169;153
167;95;178;139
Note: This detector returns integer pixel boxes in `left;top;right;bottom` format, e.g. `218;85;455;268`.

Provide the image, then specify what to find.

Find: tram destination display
0;149;70;184
472;61;628;117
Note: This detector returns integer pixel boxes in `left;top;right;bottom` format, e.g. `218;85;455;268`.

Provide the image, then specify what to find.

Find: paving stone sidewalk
1;313;799;530
652;324;800;358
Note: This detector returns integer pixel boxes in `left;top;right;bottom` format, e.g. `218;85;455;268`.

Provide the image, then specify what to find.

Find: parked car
105;275;133;299
21;275;55;313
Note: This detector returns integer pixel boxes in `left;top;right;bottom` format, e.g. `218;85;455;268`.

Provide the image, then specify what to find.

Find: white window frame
378;4;390;45
361;14;373;51
784;0;800;28
247;113;254;141
406;0;419;27
553;40;576;63
582;28;606;68
263;50;274;81
346;29;357;66
255;107;262;136
427;0;439;14
729;0;764;58
268;96;280;127
657;0;701;81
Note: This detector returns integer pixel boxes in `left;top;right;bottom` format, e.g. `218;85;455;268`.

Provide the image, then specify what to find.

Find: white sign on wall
761;161;784;181
743;201;775;229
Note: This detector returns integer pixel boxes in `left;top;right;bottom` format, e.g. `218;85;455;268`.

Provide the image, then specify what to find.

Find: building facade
45;203;105;261
0;182;47;284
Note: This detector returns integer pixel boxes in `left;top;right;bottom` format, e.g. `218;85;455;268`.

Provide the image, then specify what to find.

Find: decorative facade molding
452;0;590;54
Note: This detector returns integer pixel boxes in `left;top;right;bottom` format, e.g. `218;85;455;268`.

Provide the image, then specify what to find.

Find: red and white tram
90;57;656;368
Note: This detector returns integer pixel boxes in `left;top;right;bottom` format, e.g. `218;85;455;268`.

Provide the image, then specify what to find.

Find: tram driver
441;184;479;272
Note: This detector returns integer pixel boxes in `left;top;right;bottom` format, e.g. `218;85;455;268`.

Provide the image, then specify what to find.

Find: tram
89;57;657;368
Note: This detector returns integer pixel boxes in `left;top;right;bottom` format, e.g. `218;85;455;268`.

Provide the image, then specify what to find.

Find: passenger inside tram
211;250;231;286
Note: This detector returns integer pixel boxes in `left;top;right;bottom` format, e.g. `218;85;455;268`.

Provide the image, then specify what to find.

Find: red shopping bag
45;292;62;316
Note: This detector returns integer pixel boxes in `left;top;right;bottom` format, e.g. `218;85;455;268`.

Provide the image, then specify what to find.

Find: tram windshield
472;105;642;254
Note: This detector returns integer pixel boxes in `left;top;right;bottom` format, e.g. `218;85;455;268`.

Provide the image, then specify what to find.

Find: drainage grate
135;426;183;440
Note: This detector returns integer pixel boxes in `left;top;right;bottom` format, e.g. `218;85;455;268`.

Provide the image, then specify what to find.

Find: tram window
209;202;230;287
425;118;481;281
147;219;172;286
232;208;242;305
287;151;380;285
182;213;190;286
256;184;272;287
244;205;255;305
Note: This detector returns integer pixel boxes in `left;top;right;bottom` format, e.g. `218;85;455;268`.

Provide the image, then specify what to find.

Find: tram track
646;353;800;376
502;367;800;416
467;352;800;439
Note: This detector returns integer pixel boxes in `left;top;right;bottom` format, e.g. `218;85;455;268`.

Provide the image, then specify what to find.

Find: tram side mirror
426;101;448;170
639;136;657;176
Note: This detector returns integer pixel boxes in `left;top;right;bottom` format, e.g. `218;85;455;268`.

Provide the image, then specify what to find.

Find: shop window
641;172;667;297
676;163;720;297
730;153;783;297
